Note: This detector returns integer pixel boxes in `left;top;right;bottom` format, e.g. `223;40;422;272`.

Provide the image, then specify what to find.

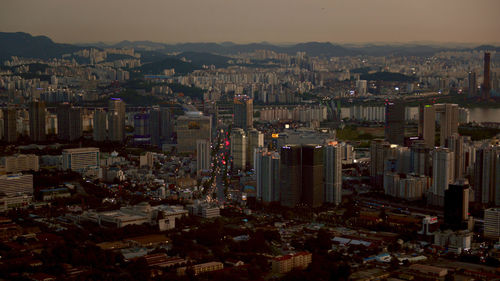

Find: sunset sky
2;0;500;44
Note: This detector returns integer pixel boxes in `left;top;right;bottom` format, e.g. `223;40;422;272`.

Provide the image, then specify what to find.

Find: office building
93;108;107;141
418;105;436;148
196;139;211;173
483;52;491;100
233;95;253;129
356;80;368;96
324;142;342;205
247;128;264;168
62;147;100;177
230;128;247;171
385;101;405;145
446;134;465;180
468;71;477;98
108;98;126;142
149;107;172;147
473;145;500;205
410;140;432;176
370;139;391;188
280;145;303;207
2;107;17;143
57;103;82;141
435;104;458;147
484;208;500;240
302;144;324;208
133;113;150;143
176;111;211;153
255;149;280;203
29;101;46;142
429;148;455;206
444;182;470;231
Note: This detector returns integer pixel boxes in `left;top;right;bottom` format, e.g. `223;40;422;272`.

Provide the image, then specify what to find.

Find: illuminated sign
272;133;279;138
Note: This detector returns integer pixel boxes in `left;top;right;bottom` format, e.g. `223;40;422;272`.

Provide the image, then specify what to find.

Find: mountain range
1;32;499;64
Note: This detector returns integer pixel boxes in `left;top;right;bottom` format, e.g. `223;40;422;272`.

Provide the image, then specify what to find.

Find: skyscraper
247;128;264;169
233;95;253;130
324;142;342;205
280;145;302;207
444;182;470;231
149;107;173;147
473;145;500;205
430;148;455;206
385;101;405;145
370;139;391;188
2;107;17;143
255;148;281;203
57;103;82;141
418;104;436;148
446;134;465;180
108;98;126;142
29;101;46;142
196;139;211;173
482;52;491;100
176;112;212;153
435;104;458;147
302;144;324;208
230;128;247;171
468;71;477;98
93;108;107;142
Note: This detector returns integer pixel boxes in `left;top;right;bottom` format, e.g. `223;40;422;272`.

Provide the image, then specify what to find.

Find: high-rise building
418;104;436;148
484;208;500;239
385;101;405;145
280;145;302;207
108;98;126;142
302;144;324;208
176;111;212;153
0;173;33;211
230;128;247;171
255;148;281;203
247;128;264;169
446;134;465;180
233;95;253;129
2;107;17;143
410;140;432;176
149;107;173;147
93;108;107;142
473;145;500;205
324;142;342;205
196;139;211;173
482;52;491;100
468;71;477;98
29;101;46;142
429;148;455;206
444;182;470;231
435;104;458;147
370;139;391;188
57;103;82;141
356;80;368;96
133;113;150;143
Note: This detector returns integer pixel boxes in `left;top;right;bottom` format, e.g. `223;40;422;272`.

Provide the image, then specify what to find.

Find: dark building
468;71;477;98
150;107;173;147
280;145;302;207
302;145;324;208
483;52;491;100
29;101;46;142
444;182;469;231
385;101;405;145
233;95;253;130
2;107;17;143
280;144;325;208
57;103;82;141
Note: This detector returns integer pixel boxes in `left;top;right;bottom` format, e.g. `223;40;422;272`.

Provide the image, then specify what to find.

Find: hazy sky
2;0;500;44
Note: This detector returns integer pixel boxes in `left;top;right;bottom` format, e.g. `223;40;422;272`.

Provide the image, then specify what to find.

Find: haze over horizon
2;0;500;45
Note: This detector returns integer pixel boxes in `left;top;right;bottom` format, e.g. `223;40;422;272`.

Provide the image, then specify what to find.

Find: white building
231;128;247;171
196;139;211;174
1;154;39;173
62;147;100;178
484;208;500;240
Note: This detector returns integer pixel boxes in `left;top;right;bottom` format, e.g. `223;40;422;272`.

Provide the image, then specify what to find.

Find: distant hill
0;32;81;61
138;56;199;75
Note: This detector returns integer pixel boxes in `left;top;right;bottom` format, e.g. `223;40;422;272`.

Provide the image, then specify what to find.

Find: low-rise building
271;251;312;274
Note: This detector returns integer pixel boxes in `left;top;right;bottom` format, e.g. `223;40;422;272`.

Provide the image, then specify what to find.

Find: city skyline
2;0;500;44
